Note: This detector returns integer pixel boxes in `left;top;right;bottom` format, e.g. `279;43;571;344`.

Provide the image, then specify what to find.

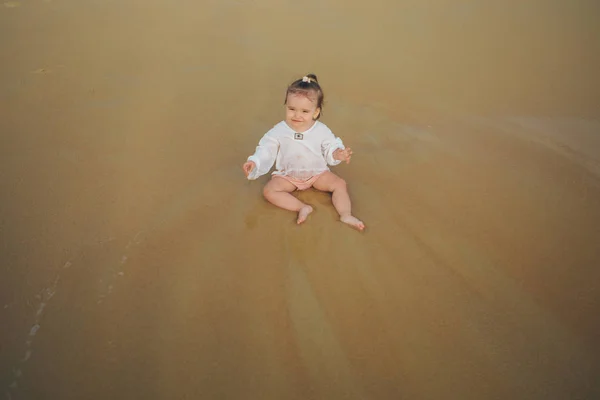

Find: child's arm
245;132;279;180
333;147;353;164
321;129;346;166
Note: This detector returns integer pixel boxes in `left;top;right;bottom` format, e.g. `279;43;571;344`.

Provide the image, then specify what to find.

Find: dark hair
284;73;325;119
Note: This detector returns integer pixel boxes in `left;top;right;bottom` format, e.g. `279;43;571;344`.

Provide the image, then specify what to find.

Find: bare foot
297;206;313;224
341;215;365;231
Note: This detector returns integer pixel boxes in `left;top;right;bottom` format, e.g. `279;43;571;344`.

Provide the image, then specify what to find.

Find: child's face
285;92;320;132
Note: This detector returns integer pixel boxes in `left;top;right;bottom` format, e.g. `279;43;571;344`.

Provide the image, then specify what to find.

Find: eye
303;110;309;113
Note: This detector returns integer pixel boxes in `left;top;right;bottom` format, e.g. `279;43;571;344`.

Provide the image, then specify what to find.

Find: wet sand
2;0;600;399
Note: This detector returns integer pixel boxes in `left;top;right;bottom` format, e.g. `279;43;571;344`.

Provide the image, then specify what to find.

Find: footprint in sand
4;1;20;7
31;65;64;74
31;68;51;74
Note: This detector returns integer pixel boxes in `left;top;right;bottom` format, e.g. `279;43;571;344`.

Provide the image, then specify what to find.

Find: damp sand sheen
1;1;600;399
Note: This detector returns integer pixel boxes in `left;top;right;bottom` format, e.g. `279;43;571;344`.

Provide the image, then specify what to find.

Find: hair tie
302;76;312;83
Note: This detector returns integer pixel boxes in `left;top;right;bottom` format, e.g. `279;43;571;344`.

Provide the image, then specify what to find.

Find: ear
313;108;321;120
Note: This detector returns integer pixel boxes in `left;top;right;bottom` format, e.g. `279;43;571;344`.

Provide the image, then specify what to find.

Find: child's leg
313;172;365;231
263;177;313;224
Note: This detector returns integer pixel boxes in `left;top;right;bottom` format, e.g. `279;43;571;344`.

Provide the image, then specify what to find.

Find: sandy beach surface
2;0;600;399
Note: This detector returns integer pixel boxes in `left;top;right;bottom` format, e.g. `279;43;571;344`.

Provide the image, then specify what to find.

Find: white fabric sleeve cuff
246;155;261;180
327;140;345;166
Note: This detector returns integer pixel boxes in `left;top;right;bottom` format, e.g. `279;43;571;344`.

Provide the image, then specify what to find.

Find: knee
263;184;279;200
263;186;272;199
333;178;347;191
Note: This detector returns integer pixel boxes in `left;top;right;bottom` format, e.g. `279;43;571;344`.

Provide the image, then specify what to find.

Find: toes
297;207;313;224
341;216;365;231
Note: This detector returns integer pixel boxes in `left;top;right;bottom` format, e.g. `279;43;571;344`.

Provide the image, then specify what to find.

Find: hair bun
306;73;318;83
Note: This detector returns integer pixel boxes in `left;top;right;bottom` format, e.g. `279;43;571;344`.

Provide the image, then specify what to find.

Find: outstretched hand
333;147;353;164
242;161;256;177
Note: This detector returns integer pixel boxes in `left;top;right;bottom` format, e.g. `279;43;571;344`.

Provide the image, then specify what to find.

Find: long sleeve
321;129;345;166
247;131;279;180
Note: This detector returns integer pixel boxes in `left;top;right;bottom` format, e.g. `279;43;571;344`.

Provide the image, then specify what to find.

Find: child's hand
242;161;256;177
333;148;353;164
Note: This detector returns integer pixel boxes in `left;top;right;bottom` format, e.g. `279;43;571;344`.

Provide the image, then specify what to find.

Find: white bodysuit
247;121;346;181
